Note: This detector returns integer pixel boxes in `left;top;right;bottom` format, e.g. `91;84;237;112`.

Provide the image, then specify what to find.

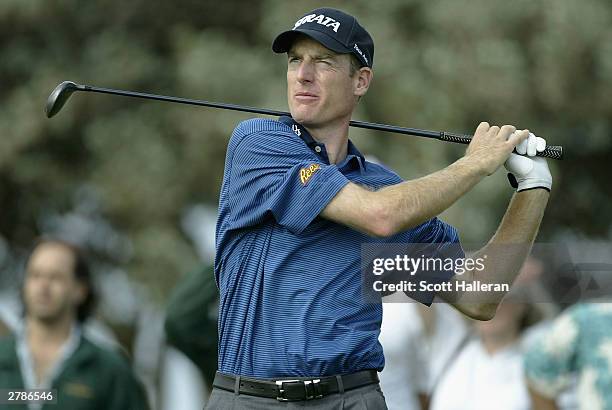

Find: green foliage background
1;0;611;300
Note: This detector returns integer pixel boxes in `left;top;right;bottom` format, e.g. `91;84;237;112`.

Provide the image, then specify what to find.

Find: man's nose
296;60;314;83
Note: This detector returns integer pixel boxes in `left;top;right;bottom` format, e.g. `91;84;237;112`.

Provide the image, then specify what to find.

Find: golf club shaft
67;83;565;160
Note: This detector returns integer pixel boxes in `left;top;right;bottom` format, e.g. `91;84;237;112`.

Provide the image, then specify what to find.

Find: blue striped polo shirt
214;116;462;378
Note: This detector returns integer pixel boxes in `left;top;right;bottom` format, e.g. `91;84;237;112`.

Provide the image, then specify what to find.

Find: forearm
477;188;549;280
321;156;485;237
375;156;485;235
322;123;528;237
486;189;550;243
458;189;549;310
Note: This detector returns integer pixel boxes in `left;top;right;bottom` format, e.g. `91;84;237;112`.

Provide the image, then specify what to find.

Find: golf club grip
439;132;563;159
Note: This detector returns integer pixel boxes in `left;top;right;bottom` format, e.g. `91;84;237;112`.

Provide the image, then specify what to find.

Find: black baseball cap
272;8;374;68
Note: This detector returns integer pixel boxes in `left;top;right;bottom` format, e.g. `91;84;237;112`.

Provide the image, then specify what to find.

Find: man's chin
28;307;66;324
289;106;318;125
291;115;321;130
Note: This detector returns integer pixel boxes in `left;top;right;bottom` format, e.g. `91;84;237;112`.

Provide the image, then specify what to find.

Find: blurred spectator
159;346;207;410
524;301;612;410
0;238;149;409
425;258;553;410
379;302;427;410
427;302;530;410
162;264;218;409
379;299;468;410
164;264;218;387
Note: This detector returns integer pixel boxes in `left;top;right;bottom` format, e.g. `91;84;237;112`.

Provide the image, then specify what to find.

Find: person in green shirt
164;264;218;389
0;238;149;410
524;301;612;410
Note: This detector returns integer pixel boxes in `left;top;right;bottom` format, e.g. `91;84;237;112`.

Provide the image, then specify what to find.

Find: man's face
23;243;85;323
287;36;362;129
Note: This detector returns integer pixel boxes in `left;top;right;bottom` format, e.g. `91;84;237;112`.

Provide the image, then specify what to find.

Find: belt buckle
275;379;322;401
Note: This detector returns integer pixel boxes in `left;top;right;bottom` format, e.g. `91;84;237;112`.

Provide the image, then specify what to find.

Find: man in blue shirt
209;7;552;409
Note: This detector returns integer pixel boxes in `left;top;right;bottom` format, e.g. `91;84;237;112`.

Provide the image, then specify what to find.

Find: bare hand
465;122;529;175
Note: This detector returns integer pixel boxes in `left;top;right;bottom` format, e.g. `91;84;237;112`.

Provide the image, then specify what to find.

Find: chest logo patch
63;381;94;399
300;164;321;186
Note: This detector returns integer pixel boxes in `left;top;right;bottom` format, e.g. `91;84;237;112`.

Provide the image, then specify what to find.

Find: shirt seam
223;123;295;229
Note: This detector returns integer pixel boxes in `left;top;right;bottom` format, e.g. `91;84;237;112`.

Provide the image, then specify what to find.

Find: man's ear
354;67;373;97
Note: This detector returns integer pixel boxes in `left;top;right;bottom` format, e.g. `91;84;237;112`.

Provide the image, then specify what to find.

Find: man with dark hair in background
0;238;149;409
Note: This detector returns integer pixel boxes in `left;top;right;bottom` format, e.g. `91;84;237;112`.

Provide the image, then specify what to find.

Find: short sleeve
223;122;349;235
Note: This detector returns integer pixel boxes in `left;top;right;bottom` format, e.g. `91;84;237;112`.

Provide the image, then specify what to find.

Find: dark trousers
205;383;388;409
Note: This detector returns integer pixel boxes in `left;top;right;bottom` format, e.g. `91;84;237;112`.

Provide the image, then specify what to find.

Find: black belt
213;369;379;402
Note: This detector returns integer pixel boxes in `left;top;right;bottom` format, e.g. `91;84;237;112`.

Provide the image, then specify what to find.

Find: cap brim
272;28;351;55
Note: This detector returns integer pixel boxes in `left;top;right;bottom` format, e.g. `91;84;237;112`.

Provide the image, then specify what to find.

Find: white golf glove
504;132;552;192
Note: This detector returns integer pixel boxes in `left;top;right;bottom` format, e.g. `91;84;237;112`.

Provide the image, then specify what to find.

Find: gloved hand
505;132;552;192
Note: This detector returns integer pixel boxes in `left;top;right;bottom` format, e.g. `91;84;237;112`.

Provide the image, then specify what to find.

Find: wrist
515;187;551;199
516;176;552;192
518;185;551;192
455;156;488;179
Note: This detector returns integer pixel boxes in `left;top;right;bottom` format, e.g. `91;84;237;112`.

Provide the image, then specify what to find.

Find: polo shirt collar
278;116;367;172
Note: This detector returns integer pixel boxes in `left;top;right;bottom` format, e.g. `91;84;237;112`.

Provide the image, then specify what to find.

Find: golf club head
45;81;81;118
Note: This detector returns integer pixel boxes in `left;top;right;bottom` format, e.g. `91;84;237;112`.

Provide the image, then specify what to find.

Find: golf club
46;81;563;160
